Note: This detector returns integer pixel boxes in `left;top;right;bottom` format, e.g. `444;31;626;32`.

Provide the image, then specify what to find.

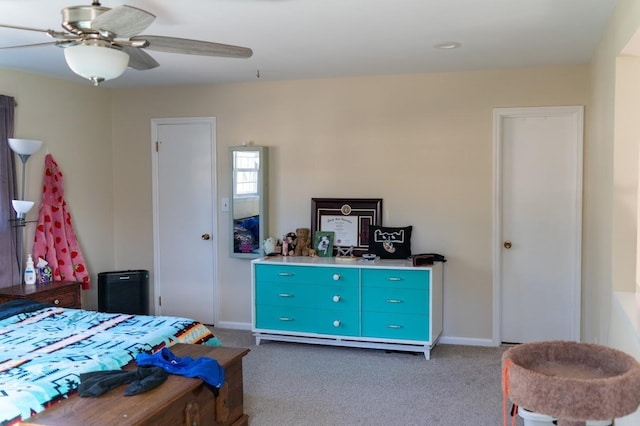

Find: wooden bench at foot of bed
22;344;250;426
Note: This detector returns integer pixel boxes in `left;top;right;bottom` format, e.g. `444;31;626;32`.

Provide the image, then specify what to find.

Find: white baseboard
439;335;497;347
215;321;252;330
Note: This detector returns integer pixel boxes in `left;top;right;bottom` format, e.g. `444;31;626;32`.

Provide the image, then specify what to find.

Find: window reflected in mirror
230;146;267;258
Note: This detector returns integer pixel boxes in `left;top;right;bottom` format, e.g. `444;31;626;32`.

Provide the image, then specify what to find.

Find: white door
493;106;583;344
152;118;217;324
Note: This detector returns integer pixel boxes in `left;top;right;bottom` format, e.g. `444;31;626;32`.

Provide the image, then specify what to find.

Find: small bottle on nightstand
24;254;36;285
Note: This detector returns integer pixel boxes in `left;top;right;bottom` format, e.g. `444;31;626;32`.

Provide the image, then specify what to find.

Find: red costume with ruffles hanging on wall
32;154;90;289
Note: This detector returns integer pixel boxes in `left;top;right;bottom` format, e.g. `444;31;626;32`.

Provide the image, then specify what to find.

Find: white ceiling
0;0;618;88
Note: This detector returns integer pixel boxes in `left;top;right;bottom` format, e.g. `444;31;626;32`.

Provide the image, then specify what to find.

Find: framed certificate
311;198;382;256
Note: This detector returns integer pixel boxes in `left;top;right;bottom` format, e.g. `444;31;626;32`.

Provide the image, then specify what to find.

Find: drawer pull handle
333;274;340;281
278;293;294;298
385;299;403;304
387;277;402;281
54;299;60;305
333;320;341;327
278;317;294;321
332;295;341;302
278;272;294;277
386;324;403;329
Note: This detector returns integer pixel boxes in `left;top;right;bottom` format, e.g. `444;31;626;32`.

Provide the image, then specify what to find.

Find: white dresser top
252;255;440;270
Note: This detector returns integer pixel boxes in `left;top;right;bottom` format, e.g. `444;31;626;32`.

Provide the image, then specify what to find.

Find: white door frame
151;117;219;323
492;106;583;345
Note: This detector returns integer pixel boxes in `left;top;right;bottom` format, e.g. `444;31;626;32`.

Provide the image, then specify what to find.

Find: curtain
0;95;18;286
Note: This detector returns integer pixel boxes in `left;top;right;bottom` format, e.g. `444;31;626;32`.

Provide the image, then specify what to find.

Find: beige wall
111;66;588;338
613;56;640;295
586;0;640;347
0;69;114;308
0;43;612;344
590;0;640;421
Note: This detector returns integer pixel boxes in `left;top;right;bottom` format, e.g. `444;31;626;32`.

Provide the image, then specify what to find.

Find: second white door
494;106;583;344
152;118;217;324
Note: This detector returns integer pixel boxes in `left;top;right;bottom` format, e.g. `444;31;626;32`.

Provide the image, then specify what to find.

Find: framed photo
314;231;335;257
311;198;383;256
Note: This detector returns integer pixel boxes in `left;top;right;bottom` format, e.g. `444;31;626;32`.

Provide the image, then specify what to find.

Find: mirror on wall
230;145;268;258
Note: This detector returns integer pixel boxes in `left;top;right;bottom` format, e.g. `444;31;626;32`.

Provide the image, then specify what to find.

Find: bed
0;299;247;426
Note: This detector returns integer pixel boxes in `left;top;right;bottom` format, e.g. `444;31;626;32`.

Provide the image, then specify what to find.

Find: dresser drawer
362;287;429;314
315;284;358;311
255;281;317;308
362;269;430;290
256;264;358;286
39;290;79;308
362;312;430;341
255;305;317;332
0;282;81;309
256;305;360;337
315;309;359;336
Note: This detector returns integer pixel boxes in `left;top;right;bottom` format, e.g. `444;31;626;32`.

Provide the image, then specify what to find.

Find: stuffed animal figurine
283;232;297;255
263;237;277;255
293;228;311;256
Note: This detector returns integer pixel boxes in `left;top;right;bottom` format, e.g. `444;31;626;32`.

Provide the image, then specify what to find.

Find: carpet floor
213;329;521;425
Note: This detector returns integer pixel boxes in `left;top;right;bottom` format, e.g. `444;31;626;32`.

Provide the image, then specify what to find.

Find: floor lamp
8;138;42;284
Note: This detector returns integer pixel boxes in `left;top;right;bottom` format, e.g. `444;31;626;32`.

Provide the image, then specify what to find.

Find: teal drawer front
255;264;317;284
315;284;359;311
362;287;429;314
256;305;359;336
362;312;429;341
255;281;316;307
255;305;317;332
315;310;360;336
256;264;358;286
362;268;430;290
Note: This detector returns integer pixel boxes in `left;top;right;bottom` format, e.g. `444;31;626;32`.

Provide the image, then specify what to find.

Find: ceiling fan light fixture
64;43;129;85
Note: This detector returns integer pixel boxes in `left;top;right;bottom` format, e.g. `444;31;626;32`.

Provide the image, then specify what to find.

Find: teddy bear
293;227;311;256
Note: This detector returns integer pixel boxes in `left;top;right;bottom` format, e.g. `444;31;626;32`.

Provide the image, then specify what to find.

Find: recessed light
434;42;461;50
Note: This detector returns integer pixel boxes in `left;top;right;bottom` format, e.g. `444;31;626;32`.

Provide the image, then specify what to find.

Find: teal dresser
252;257;443;359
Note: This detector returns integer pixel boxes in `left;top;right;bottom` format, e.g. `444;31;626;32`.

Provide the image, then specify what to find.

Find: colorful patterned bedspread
0;300;220;425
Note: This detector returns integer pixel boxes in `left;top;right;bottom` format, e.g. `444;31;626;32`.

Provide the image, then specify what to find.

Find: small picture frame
314;231;335;257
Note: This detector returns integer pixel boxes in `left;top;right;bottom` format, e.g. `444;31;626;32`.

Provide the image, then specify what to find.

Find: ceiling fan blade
122;46;159;70
0;23;79;41
0;41;65;50
132;35;253;58
0;23;51;34
91;5;155;38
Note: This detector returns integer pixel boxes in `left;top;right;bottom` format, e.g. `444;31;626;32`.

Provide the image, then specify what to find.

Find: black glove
124;366;168;396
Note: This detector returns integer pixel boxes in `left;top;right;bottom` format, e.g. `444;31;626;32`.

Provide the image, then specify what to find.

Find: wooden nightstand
0;281;82;308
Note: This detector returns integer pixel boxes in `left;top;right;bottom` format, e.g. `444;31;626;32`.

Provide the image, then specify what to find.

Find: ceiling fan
0;1;253;86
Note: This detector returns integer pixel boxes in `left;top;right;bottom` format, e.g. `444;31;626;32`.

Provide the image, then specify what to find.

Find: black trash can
98;270;149;315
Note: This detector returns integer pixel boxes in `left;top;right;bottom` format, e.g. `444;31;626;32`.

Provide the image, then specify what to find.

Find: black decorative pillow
368;225;412;259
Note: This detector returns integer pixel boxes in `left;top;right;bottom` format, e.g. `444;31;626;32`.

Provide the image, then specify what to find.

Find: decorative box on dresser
252;256;443;359
0;281;82;308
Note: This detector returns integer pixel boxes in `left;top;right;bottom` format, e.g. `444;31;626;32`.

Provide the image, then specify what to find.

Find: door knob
201;233;211;240
504;240;512;249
